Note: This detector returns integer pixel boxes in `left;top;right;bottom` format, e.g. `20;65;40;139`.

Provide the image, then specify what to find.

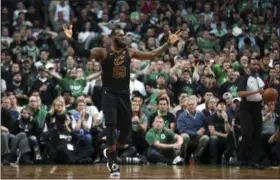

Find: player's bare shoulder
90;47;107;63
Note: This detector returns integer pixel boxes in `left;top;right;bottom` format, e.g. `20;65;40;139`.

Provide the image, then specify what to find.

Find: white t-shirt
78;32;96;43
196;103;206;112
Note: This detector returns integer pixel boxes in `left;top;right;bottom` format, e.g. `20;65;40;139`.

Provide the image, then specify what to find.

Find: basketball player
62;24;181;176
237;58;265;169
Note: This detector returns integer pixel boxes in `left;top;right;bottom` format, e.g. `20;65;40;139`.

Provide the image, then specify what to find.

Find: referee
237;58;265;169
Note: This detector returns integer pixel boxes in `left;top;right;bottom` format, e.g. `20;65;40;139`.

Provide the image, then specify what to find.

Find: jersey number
113;66;126;78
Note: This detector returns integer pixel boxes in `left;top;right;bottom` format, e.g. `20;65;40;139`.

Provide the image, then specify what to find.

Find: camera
55;114;69;131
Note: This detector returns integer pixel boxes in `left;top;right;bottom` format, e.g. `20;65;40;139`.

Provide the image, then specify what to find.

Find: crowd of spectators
1;0;280;166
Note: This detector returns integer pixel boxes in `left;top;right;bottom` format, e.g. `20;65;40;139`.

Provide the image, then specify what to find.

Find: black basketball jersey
101;47;131;91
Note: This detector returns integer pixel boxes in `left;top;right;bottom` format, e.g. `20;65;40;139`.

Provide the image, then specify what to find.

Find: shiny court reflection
1;164;279;179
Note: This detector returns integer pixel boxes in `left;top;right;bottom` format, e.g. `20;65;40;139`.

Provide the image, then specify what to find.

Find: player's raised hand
168;30;182;45
62;24;73;39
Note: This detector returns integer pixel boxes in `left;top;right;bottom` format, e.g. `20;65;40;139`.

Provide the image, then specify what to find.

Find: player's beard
115;39;127;49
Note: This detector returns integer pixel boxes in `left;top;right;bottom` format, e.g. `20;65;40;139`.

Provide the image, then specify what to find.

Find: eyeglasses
29;100;37;102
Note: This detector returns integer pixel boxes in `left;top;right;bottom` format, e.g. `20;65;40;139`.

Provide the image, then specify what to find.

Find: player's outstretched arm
129;30;181;61
63;24;106;62
62;24;91;58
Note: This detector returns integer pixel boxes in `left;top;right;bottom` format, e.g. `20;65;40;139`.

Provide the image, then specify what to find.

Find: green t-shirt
148;72;158;83
23;45;40;61
197;37;215;53
84;71;93;77
59;78;87;97
146;91;159;113
145;128;176;146
228;84;239;98
263;24;271;35
249;24;258;35
32;108;47;129
212;64;227;86
183;14;198;25
211;29;227;37
232;61;241;72
148;72;170;84
148;91;159;106
237;2;249;12
130;11;140;21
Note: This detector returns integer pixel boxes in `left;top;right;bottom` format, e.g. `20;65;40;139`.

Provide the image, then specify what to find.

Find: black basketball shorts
101;88;132;130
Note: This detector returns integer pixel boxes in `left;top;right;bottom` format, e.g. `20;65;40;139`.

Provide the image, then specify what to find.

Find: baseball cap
223;92;232;100
217;99;227;106
232;97;241;102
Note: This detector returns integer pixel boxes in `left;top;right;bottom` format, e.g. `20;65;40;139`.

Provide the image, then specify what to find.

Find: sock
116;142;125;149
108;145;117;162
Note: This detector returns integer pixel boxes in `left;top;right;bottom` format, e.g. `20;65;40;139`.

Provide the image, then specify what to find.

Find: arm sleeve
69;38;91;58
165;129;176;139
145;131;157;146
237;75;248;92
212;64;220;75
141;114;148;126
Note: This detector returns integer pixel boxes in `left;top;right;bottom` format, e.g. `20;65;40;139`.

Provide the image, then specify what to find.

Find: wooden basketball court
1;164;279;179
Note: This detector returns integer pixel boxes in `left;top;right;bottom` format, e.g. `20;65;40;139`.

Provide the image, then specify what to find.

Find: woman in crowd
44;96;68;131
131;100;148;155
9;93;23;120
202;97;217;118
71;100;93;146
261;102;278;162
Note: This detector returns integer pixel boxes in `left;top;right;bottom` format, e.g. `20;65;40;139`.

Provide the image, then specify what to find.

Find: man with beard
7;72;28;106
173;69;197;105
21;57;37;88
219;68;239;98
237;58;265;169
259;56;270;82
62;24;181;177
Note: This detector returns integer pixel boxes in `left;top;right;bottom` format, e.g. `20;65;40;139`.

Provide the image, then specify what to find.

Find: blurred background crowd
1;0;280;166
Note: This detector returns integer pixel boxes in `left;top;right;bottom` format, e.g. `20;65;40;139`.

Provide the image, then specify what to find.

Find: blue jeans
147;147;173;164
83;134;93;145
74;130;93;146
209;135;226;164
28;135;40;152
